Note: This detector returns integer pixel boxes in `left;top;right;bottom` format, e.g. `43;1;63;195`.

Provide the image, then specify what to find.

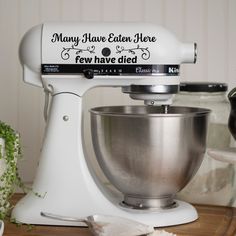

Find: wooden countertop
3;194;236;236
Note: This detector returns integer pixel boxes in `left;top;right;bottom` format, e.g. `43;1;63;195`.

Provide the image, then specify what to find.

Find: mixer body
11;23;203;226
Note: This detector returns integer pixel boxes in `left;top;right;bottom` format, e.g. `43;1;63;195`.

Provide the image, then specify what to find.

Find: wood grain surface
3;194;236;236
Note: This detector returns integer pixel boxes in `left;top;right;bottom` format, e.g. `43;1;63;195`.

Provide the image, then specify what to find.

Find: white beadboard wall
0;0;236;184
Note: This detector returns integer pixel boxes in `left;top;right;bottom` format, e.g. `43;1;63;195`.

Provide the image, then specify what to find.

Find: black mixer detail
83;69;94;79
41;64;180;76
101;47;111;57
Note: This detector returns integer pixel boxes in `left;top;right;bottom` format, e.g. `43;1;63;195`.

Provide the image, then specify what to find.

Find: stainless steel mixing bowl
90;106;210;209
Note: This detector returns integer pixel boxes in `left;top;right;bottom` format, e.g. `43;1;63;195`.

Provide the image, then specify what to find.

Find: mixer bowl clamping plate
90;105;210;210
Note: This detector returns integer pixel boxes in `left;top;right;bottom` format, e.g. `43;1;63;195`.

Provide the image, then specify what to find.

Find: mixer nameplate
41;64;180;76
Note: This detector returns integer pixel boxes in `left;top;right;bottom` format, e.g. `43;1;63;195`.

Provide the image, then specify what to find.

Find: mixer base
121;199;199;226
12;193;198;227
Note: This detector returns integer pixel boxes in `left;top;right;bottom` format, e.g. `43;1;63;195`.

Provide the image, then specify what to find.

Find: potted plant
0;121;22;220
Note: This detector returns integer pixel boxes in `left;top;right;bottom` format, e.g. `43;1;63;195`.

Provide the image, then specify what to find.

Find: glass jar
174;82;235;206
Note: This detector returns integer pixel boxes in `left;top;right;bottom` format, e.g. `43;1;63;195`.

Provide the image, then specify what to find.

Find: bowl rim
90;105;211;118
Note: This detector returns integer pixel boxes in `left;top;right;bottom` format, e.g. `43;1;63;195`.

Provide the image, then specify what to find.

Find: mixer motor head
19;23;197;105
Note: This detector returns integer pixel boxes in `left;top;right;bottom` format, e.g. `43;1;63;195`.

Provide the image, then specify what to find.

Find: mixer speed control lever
83;69;94;79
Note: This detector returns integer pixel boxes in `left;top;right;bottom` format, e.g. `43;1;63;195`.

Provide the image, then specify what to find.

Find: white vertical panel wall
183;0;208;82
0;0;235;184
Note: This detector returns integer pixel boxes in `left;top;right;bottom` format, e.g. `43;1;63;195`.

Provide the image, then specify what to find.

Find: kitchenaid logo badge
50;32;157;63
168;67;179;74
135;65;180;75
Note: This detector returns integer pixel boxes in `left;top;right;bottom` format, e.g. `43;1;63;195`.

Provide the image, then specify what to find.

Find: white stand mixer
12;23;198;227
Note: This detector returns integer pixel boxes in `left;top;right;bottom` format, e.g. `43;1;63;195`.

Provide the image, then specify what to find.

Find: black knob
102;47;111;57
83;69;94;79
